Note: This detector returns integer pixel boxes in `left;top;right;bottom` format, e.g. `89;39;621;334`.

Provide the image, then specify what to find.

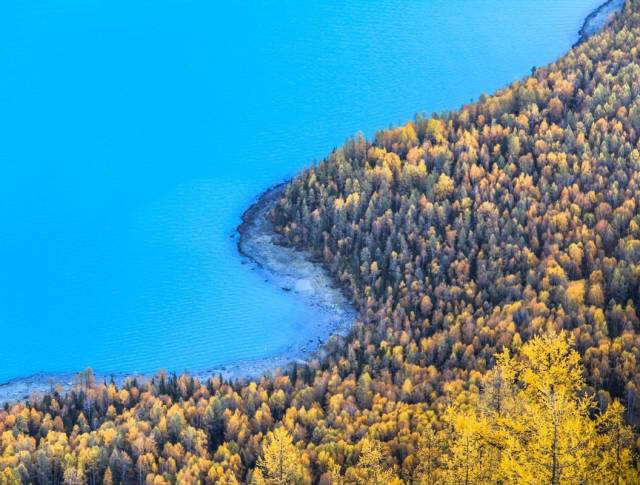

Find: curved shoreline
236;182;356;353
0;2;622;406
575;0;624;45
0;185;356;404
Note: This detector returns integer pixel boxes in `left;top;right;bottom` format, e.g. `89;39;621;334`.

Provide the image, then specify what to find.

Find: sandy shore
0;184;356;405
576;0;624;45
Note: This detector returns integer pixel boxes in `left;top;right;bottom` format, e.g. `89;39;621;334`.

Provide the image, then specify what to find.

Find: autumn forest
3;1;640;484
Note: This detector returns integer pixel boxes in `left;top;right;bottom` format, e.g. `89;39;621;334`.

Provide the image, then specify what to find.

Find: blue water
0;0;604;382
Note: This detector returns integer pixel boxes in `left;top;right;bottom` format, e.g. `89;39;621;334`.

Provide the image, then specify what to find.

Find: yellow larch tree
102;468;113;485
252;426;309;485
439;330;638;485
411;420;445;485
441;405;496;485
486;330;636;485
344;437;403;485
486;331;596;484
0;468;21;485
593;400;639;485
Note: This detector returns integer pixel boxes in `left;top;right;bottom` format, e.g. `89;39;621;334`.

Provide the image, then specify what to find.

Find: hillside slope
274;0;640;425
1;2;639;484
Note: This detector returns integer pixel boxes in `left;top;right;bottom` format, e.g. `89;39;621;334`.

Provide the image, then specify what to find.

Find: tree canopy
3;1;640;483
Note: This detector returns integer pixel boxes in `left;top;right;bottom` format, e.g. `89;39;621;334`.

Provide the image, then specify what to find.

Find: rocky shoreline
575;0;625;45
0;184;356;405
0;1;621;406
236;182;356;357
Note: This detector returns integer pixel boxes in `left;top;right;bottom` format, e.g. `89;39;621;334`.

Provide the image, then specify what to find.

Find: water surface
0;0;605;381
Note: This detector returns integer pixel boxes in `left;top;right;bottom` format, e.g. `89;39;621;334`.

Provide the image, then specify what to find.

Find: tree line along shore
1;0;638;483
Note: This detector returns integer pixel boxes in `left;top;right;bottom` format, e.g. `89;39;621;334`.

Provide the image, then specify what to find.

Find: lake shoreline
0;0;619;406
575;0;624;45
235;181;356;357
0;183;356;405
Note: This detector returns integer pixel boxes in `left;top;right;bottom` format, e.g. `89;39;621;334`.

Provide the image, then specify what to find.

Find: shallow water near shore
0;0;612;384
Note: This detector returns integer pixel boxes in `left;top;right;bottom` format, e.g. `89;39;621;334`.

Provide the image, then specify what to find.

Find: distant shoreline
0;1;621;406
575;0;624;45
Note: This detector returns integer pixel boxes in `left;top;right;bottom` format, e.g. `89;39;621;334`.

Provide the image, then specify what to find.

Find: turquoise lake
0;0;605;382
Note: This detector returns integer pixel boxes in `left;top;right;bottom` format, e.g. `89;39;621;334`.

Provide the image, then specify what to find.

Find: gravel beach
0;184;356;404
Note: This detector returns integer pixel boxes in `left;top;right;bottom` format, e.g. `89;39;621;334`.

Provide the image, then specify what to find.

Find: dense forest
3;1;640;483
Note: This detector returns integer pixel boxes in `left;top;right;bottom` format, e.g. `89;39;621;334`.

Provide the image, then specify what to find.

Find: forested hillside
2;1;640;483
275;0;640;426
